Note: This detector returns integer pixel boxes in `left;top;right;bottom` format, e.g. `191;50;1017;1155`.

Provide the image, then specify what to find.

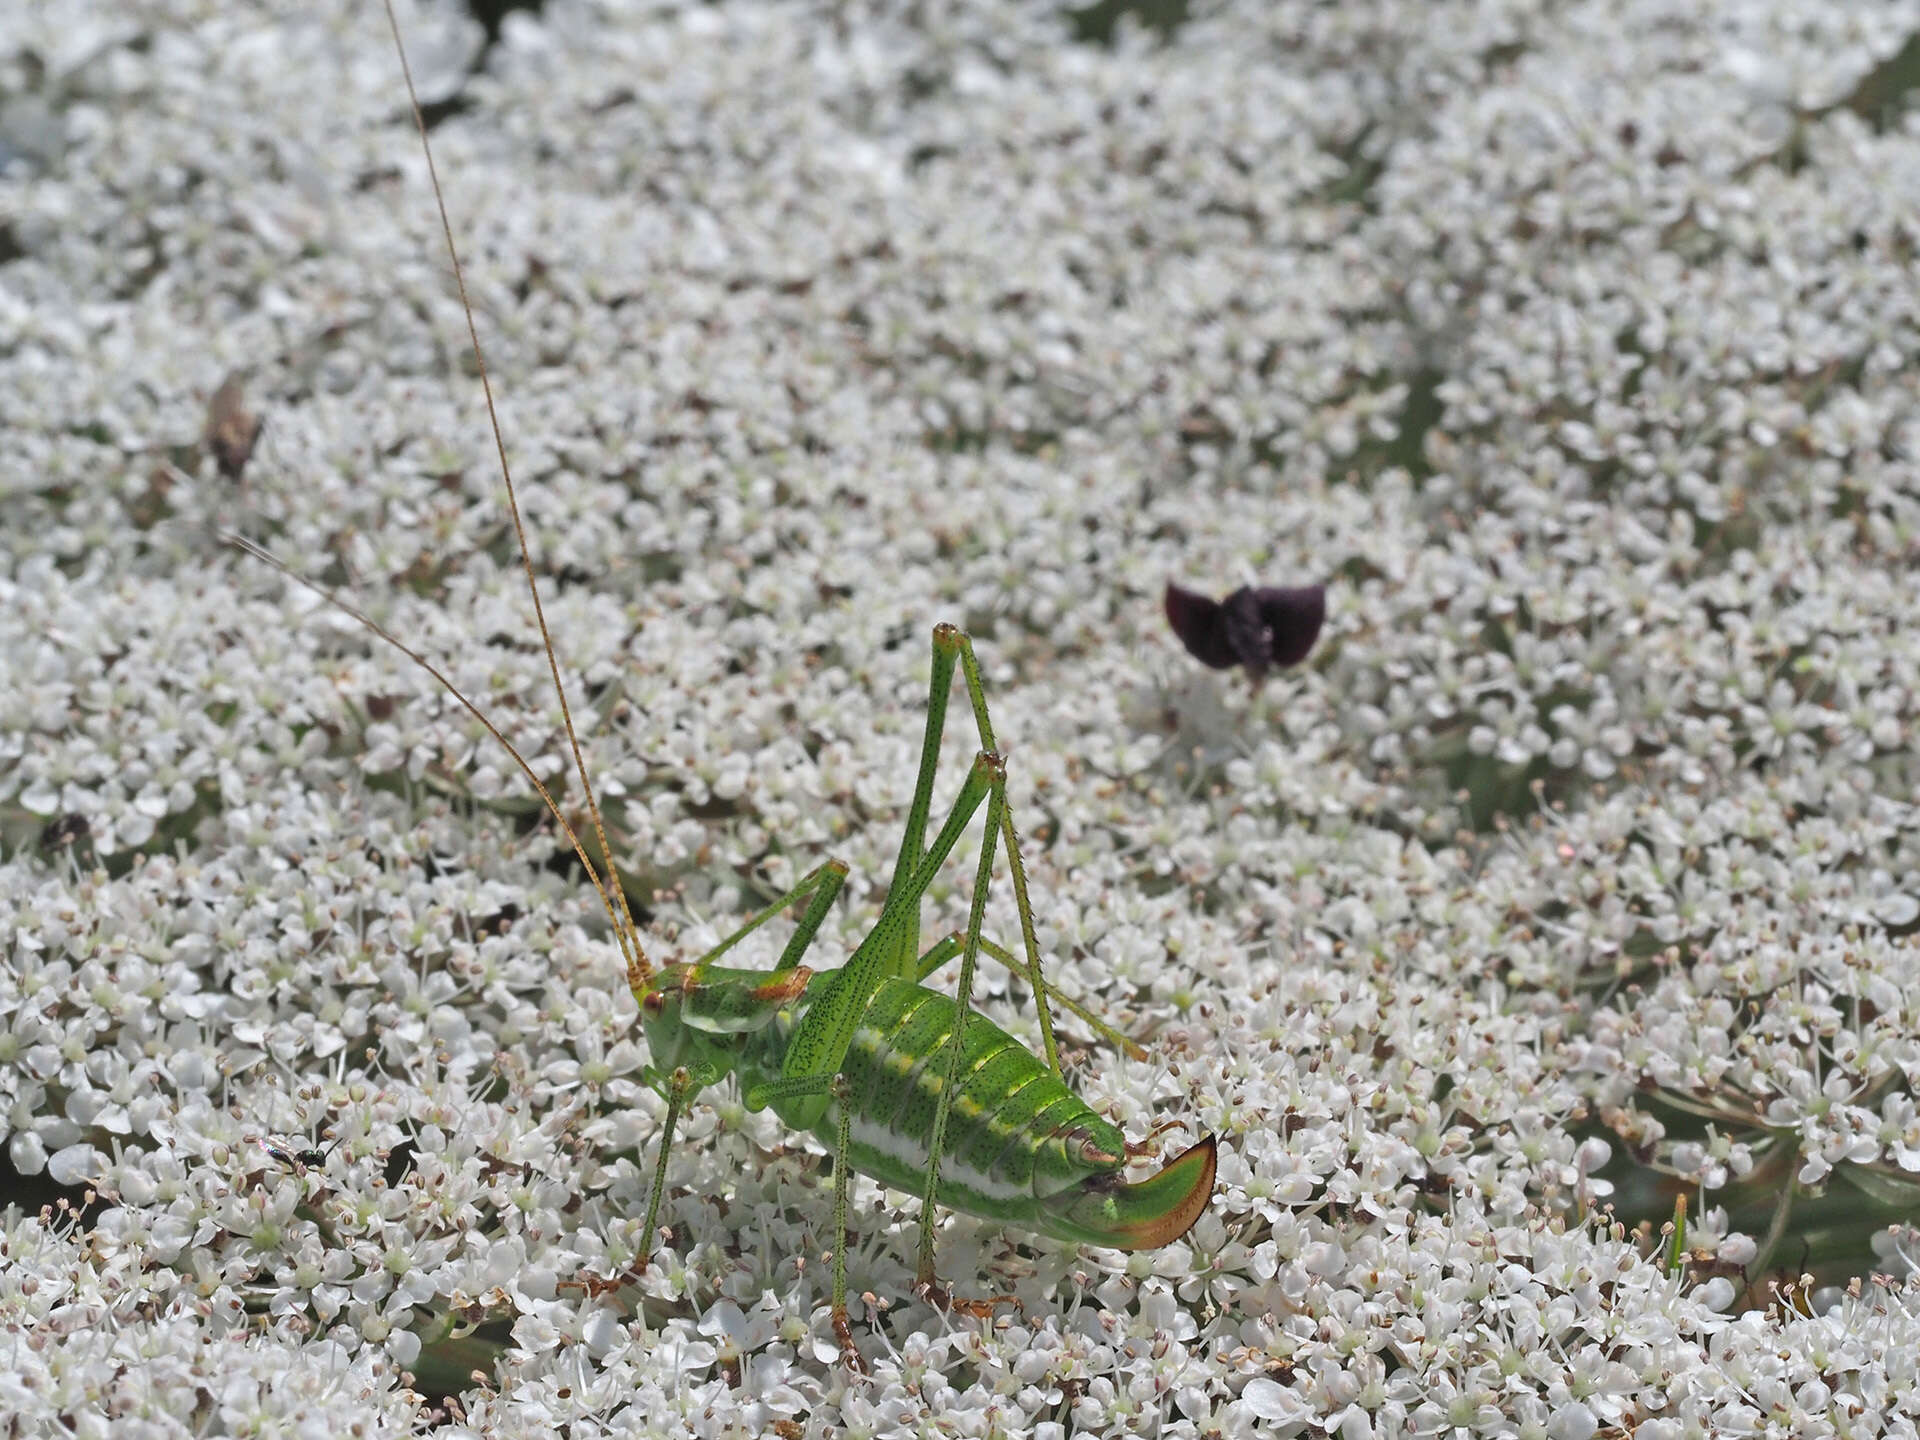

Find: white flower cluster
6;0;1920;1433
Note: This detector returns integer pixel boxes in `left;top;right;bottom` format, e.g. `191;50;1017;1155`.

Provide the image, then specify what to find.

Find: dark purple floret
1164;581;1325;679
1163;582;1241;670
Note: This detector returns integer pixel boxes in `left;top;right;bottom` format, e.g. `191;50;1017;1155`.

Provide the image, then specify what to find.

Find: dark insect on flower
1163;581;1325;680
255;1135;338;1173
39;814;91;852
476;903;523;936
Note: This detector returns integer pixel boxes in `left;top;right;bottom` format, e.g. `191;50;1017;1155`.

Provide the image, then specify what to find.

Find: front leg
637;1064;694;1267
741;1067;865;1371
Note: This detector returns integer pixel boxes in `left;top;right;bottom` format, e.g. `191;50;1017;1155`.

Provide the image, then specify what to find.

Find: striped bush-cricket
236;0;1218;1368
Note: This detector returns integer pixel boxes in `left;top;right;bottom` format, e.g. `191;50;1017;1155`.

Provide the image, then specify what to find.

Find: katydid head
636;962;814;1071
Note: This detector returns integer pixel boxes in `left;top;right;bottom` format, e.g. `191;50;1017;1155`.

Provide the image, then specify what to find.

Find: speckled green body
349;20;1214;1358
641;957;1216;1253
626;626;1214;1292
743;974;1129;1239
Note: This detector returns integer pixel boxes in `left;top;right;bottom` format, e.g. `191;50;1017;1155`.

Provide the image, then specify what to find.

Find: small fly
254;1135;340;1175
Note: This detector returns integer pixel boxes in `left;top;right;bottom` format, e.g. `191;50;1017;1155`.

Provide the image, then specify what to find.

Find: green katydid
236;0;1218;1368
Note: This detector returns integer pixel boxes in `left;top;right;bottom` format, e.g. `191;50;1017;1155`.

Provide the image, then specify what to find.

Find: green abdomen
752;976;1127;1234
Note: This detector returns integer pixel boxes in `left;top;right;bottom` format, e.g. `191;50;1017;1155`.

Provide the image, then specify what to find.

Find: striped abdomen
727;970;1216;1251
807;976;1128;1232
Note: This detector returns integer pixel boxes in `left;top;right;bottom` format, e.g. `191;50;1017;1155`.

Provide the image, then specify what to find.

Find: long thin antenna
380;0;649;987
221;533;629;955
